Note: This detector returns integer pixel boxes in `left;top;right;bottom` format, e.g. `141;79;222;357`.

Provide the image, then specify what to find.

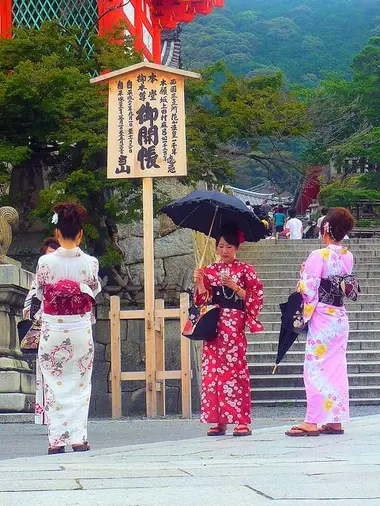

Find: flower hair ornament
323;221;337;241
237;230;245;245
51;213;59;225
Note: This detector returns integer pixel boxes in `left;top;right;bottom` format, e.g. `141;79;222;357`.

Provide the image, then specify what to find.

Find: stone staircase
238;239;380;407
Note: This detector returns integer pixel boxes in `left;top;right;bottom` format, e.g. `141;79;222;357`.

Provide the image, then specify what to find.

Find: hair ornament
323;220;337;241
51;213;59;225
237;230;245;244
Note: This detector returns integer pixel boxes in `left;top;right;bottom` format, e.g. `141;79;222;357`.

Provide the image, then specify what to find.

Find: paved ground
0;414;379;505
1;405;379;460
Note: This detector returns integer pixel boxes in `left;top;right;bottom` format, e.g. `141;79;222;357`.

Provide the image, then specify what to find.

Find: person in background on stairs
273;205;287;239
316;208;328;239
194;224;264;437
285;208;304;240
286;207;356;437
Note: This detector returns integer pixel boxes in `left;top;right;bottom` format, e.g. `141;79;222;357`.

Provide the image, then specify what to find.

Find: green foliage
319;174;380;208
182;0;380;82
183;63;310;191
319;187;380;208
214;72;310;142
303;35;380;170
356;219;380;227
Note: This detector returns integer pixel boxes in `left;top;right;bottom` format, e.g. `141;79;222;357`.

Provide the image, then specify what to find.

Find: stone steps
256;269;380;279
242;257;380;265
260;278;380;287
263;294;379;304
250;398;380;406
262;302;380;312
253;320;380;331
251;329;380;341
250;372;380;388
249;361;380;375
248;339;380;353
262;285;378;295
250;385;380;401
247;349;380;363
259;310;380;322
239;238;380;407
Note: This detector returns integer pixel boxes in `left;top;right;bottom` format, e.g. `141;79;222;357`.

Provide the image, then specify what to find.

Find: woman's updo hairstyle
54;202;87;240
216;223;240;248
321;207;354;242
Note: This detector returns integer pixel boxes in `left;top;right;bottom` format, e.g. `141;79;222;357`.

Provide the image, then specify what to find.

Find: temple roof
149;0;224;29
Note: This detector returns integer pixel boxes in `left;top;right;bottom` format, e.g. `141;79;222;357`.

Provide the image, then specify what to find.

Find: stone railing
0;258;35;413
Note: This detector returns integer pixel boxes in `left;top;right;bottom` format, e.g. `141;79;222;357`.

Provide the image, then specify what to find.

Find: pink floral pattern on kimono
196;260;264;425
298;245;354;424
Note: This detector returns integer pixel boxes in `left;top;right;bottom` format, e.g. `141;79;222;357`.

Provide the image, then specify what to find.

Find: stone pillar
0;260;36;412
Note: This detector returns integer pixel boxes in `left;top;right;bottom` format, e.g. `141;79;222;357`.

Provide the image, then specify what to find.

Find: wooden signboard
91;62;199;179
91;63;199;418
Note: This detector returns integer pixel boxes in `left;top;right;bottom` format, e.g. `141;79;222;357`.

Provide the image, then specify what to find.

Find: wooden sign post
91;62;199;417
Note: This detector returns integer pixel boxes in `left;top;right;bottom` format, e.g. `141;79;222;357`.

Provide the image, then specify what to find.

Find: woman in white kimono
35;203;101;454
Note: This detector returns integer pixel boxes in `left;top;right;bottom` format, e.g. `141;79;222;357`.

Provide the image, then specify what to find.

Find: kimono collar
326;244;346;253
55;247;83;258
218;258;238;267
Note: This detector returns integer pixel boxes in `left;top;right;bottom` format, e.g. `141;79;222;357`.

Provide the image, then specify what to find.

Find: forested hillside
182;0;380;83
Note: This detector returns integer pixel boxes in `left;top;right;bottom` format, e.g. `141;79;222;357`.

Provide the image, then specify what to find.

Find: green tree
212;70;311;190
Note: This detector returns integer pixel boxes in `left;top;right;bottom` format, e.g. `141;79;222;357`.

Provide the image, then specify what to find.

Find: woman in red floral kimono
194;224;264;436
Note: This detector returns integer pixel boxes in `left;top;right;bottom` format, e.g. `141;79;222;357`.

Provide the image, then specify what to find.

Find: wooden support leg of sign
155;298;166;416
180;292;191;418
143;177;157;418
110;295;122;418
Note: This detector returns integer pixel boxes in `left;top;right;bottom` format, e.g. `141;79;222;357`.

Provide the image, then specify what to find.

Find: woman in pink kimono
286;207;355;437
36;203;101;454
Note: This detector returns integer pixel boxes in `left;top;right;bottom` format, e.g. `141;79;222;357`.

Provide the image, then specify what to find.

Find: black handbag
30;296;41;319
182;301;220;341
18;319;33;342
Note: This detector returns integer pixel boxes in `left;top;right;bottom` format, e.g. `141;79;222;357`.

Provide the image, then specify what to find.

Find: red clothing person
195;254;264;436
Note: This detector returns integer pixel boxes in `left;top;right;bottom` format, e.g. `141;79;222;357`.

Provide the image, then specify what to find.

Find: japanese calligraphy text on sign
91;63;200;179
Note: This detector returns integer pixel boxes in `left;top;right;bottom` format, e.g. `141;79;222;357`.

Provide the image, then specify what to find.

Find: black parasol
160;189;268;244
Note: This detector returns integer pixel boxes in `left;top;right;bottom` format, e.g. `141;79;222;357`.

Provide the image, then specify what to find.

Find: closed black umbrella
160;189;268;244
273;292;306;374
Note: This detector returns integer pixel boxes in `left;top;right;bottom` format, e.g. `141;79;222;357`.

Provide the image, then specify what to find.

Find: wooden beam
118;309;145;320
155;308;181;319
121;371;146;381
156;371;181;380
119;371;188;381
110;296;122;419
155;299;166;416
180;292;192;418
143;177;157;417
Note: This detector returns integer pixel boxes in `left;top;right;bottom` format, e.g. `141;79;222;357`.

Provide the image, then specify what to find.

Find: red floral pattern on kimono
196;260;264;425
